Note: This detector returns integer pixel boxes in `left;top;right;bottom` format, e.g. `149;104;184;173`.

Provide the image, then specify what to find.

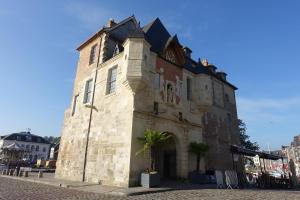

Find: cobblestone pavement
1;177;300;200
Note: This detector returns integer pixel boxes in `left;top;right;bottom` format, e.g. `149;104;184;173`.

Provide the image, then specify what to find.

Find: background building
56;16;240;187
282;135;300;175
0;131;50;162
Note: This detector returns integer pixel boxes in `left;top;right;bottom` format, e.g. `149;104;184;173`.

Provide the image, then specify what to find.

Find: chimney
201;59;209;66
183;46;192;58
107;18;117;28
216;71;227;80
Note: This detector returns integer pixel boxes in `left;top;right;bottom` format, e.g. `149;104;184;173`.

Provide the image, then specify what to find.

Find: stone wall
56;34;135;187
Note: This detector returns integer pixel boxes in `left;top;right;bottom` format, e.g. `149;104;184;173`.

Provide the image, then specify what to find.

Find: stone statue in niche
167;83;174;103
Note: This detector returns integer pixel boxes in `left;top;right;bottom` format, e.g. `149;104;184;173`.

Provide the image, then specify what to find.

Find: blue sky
0;0;299;150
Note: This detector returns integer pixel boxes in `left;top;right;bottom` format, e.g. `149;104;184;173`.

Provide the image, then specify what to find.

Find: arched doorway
158;134;177;179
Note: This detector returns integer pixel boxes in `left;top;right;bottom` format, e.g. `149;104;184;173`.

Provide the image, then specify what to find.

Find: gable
163;37;185;66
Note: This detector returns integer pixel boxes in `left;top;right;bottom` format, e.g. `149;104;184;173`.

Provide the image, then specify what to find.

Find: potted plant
136;129;172;188
188;142;209;184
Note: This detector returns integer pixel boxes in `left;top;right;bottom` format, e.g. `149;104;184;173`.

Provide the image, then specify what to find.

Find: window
154;73;160;89
43;147;46;152
153;102;159;115
187;77;192;100
107;66;117;94
83;79;93;104
36;145;39;151
26;135;32;141
72;95;79;116
31;145;35;151
89;44;97;65
166;84;174;103
113;44;119;56
26;145;30;150
227;113;232;124
225;94;229;102
178;112;183;121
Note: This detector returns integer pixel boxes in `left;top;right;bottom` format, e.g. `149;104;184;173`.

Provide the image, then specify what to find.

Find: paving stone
1;177;300;200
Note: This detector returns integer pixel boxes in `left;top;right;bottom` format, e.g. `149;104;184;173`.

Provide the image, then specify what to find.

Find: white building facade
0;131;50;162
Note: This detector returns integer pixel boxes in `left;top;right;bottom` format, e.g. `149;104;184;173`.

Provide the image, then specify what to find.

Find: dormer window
26;135;32;142
113;44;120;56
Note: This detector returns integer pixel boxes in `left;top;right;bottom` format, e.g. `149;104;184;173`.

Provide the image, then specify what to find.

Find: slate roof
76;16;237;89
142;18;171;54
77;15;137;50
0;132;50;144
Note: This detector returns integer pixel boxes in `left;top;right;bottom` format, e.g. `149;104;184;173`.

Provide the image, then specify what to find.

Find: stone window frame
83;79;93;104
106;65;118;95
165;80;175;104
36;145;39;152
89;44;97;65
71;94;79;116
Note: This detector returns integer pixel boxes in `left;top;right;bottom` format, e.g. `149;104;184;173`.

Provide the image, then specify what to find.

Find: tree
238;119;259;151
43;136;60;144
189;142;209;172
136;129;172;172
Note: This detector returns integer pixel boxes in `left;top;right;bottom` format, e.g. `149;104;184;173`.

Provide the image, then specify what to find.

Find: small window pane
154;73;160;89
107;67;117;94
84;79;93;103
72;95;79;116
187;78;192;100
89;45;97;65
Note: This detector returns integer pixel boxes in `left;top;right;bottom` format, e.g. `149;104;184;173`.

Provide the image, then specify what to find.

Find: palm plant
136;129;172;172
189;142;209;172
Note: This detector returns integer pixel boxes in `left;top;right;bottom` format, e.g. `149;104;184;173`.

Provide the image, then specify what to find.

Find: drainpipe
82;33;103;182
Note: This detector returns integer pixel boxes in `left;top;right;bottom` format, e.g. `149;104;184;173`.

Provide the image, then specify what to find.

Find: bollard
24;171;28;177
9;169;14;176
13;170;17;176
38;171;43;178
6;169;9;175
2;169;6;175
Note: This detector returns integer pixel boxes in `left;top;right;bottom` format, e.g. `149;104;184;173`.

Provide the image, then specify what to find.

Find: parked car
269;171;282;178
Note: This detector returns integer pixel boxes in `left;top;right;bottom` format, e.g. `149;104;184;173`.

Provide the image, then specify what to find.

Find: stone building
0;131;50;162
282;135;300;175
56;16;240;187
